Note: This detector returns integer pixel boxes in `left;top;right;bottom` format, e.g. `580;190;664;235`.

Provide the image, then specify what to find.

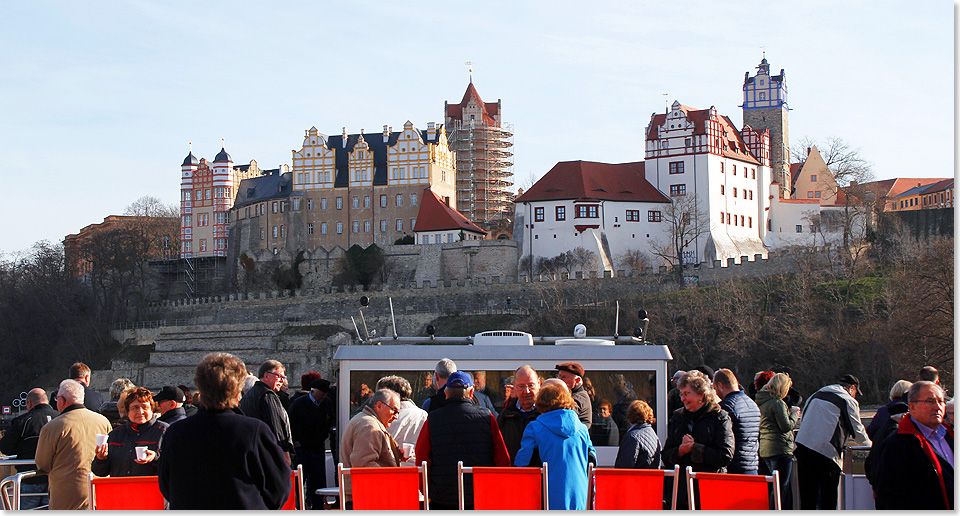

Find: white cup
96;434;108;446
402;443;415;459
135;446;148;460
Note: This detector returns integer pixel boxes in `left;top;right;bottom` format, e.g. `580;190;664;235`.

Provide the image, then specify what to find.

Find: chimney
383;125;389;143
427;122;436;142
807;147;811;156
342;127;347;148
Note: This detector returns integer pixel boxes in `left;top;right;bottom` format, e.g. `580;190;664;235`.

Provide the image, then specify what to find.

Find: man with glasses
240;360;294;466
339;389;405;507
874;380;953;509
498;365;542;462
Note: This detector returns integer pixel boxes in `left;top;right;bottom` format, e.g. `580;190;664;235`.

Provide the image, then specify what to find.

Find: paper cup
96;434;109;446
402;443;415;457
135;446;148;460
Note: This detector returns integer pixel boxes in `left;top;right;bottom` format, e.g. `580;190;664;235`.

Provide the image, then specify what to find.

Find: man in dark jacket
288;378;334;509
497;365;542;461
422;358;457;413
556;362;592;429
159;352;291;510
874;381;953;510
155;386;188;425
0;388;59;509
415;372;510;509
714;369;761;474
70;362;103;413
240;360;294;466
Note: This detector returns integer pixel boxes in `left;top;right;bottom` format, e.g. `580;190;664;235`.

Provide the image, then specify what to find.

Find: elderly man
498;365;542;461
0;388;59;509
874;381;953;509
795;374;871;510
289;378;334;509
34;379;112;510
340;389;404;507
416;372;510;509
714;369;761;474
422;358;457;413
240;360;295;465
159;352;291;509
376;375;428;455
557;362;592;428
70;362;104;413
155;385;188;425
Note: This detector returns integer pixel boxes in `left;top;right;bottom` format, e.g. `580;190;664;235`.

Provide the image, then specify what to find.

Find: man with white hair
35;379;112;510
422;358;457;413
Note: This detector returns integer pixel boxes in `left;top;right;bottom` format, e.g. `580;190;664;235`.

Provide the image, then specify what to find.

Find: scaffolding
447;119;514;227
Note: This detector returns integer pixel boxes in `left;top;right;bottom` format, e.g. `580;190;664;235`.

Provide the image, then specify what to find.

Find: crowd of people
0;358;952;510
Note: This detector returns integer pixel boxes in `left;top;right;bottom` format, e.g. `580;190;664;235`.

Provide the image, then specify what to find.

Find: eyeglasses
915;398;946;406
380;402;400;415
266;371;286;381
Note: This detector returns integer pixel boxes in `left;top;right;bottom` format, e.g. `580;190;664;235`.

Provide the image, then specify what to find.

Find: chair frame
337;461;428;510
282;463;305;510
685;465;781;510
457;461;549;510
588;464;679;510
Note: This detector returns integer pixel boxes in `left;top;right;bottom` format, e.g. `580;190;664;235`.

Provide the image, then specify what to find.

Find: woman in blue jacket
514;379;596;510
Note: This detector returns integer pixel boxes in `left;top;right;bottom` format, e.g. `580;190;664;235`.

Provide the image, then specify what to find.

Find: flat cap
556;362;585;377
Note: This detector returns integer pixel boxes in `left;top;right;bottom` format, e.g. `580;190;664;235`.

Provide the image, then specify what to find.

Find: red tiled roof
413;189;487;234
778;198;821;204
790;162;803;188
646;106;758;164
514;161;671;204
445;82;499;125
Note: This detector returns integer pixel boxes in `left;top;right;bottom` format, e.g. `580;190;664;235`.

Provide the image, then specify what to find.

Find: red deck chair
338;462;428;510
685;466;781;510
589;464;680;510
87;474;165;510
280;464;305;510
457;461;548;510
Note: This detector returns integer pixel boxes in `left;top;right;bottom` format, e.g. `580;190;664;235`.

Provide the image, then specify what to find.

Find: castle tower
742;56;790;197
179;149;199;257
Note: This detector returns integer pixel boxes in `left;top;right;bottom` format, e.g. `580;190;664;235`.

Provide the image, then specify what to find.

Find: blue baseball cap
446;371;473;389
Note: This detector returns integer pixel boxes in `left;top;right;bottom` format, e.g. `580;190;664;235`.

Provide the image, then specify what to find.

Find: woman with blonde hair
757;372;799;509
514;380;596;510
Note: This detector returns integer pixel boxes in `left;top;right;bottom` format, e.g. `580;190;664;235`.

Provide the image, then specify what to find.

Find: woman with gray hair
376;375;428;458
100;379;135;428
866;379;912;440
757;372;800;510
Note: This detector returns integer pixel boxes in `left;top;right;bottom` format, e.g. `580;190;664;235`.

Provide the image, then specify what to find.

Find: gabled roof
321;126;441;187
862;178;946;199
790;162;803;188
892;178;954;199
445;82;499;125
413;189;486;235
514;161;671;204
646;106;759;164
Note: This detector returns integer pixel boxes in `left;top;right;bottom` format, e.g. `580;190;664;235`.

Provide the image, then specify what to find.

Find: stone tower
742;56;790;197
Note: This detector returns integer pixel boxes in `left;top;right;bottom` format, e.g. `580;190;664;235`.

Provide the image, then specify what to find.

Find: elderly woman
866;379;912;440
99;379;135;429
92;387;168;477
662;371;734;509
615;400;661;468
757;373;800;510
514;379;596;510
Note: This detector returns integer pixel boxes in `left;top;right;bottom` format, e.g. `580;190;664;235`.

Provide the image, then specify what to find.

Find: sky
0;1;953;255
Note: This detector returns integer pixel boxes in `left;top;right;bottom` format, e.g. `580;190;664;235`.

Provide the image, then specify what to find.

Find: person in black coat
662;371;735;509
288;379;334;509
155;386;188;426
92;387;168;477
0;388;60;509
159;353;291;510
590;399;620;447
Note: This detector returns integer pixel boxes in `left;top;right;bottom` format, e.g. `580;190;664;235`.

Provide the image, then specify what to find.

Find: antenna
613;300;620;339
388;297;398;339
188;141;192;153
351;316;363;342
465;61;473;83
221;137;225;149
358;296;371;342
663;93;669;113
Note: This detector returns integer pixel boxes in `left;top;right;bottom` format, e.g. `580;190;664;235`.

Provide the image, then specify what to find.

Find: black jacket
91;416;168;477
719;389;761;473
288;393;334;452
874;416;953;510
497;399;539;463
663;402;735;509
83;384;103;413
239;381;294;452
590;416;620;447
0;403;59;480
571;385;593;429
99;400;126;429
423;398;500;506
158;406;291;510
159;406;187;426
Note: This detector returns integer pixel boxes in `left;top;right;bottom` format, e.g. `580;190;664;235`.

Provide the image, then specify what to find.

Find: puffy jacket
514;409;596;510
719;390;761;473
91;415;168;477
756;390;799;458
663;402;734;509
795;384;870;468
614;422;661;469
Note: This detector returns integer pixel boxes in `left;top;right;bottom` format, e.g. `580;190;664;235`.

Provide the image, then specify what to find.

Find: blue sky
0;1;953;255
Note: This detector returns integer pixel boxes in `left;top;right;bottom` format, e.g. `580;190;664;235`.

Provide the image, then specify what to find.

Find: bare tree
791;136;874;186
616;249;650;275
650;194;708;284
570;247;598;276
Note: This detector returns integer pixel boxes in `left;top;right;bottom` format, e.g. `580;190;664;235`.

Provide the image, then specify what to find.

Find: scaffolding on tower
447;120;514;227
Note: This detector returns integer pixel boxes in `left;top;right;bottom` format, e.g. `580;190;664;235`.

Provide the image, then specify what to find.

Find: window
292;198;301;210
321;198;327;210
396;219;403;231
720;185;724;195
811;175;817;182
306;198;313;210
199;239;207;252
751;169;755;179
743;189;747;199
336;197;343;210
336;222;343;234
411;218;416;229
411;193;417;206
396;194;403;207
726;213;731;224
321;222;327;235
183;191;192;201
733;216;738;226
576;205;599;218
759;92;766;101
749;190;753;200
815;191;821;198
307;223;314;235
720;163;724;174
685;138;691;147
720;212;725;223
556;206;565;221
272;226;278;238
732;165;737;176
259;228;264;240
626;210;640;222
733;187;738;197
648;210;662;222
280;202;286;213
205;189;211;199
353;221;359;233
669;161;684;174
748;217;752;228
280;225;285;237
182;215;192;227
808;192;814;198
380;220;387;232
352;196;359;208
669;184;686;196
272;202;278;213
534;207;544;222
364;220;370;232
740;215;744;226
380;195;387;207
796;225;803;233
364;196;370;208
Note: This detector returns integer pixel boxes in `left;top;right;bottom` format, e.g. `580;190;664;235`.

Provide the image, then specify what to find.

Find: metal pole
388;297;398;338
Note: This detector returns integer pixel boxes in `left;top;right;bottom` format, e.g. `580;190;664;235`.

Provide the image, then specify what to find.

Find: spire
182;142;198;166
465;61;473;84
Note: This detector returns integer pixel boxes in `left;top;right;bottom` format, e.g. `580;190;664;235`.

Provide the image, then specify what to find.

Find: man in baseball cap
556;362;592;428
155;386;187;425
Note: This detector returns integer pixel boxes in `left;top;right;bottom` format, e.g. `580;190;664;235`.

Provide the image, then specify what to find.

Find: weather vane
465;61;473;82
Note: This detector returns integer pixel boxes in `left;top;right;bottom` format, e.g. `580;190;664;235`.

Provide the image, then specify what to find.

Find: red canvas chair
87;474;165;510
280;464;305;510
338;462;428;510
589;464;680;510
685;466;781;510
457;461;548;510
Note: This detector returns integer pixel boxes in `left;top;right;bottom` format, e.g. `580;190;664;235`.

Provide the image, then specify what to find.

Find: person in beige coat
35;379;112;510
339;389;406;503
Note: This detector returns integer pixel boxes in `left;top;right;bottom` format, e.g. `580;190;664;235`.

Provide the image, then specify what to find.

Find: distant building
230;168;297;255
445;81;515;228
791;146;841;204
888;179;954;212
742;56;791;196
413;188;487;244
65;215;178;278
